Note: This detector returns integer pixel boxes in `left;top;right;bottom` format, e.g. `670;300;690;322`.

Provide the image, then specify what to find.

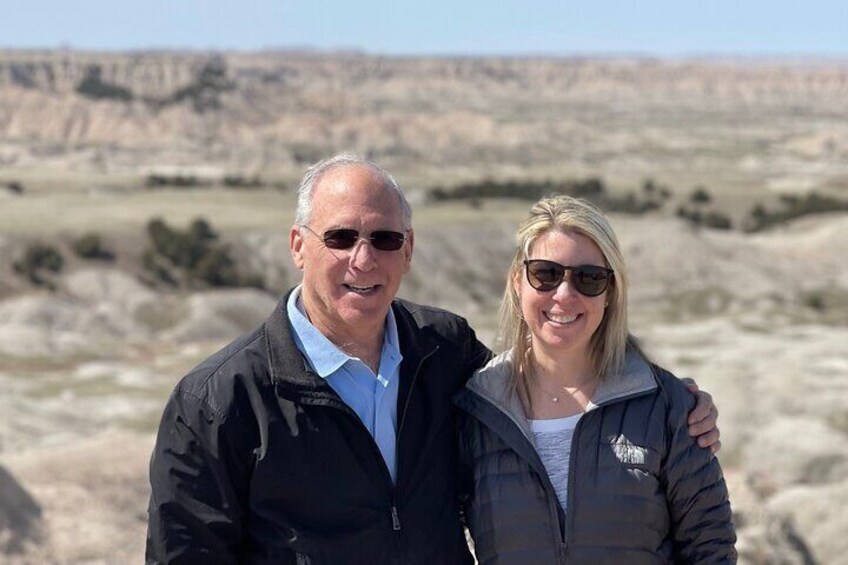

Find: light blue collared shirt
287;286;403;483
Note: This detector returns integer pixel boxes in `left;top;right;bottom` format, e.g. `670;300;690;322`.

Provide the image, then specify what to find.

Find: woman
454;195;735;564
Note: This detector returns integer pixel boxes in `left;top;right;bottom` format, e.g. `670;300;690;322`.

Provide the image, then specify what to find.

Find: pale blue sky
2;0;846;56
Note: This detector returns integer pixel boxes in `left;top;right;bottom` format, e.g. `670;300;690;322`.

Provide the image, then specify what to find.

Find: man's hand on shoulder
682;379;721;454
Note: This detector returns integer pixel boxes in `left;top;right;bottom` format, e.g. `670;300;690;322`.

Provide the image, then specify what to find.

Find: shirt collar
286;285;401;379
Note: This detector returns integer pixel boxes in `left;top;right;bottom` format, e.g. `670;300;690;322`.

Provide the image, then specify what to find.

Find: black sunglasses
301;225;407;251
523;259;614;297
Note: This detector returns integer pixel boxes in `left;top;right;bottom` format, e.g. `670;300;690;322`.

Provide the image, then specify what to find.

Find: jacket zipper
296;382;398;513
560;412;587;563
300;345;440;538
459;392;568;557
459;365;660;563
390;345;440;532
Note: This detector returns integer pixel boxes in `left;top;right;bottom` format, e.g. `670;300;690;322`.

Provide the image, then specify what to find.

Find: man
146;155;720;564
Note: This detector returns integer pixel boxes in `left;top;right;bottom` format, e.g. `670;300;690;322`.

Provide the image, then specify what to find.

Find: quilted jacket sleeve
659;370;737;563
146;389;255;564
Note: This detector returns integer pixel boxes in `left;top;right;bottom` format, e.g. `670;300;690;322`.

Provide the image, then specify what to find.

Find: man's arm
460;318;493;387
146;390;252;564
683;380;721;454
662;376;736;562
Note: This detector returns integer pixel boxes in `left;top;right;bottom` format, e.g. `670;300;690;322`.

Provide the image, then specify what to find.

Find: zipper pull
391;505;402;531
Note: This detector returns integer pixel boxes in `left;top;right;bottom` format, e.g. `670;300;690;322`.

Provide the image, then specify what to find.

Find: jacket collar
265;289;438;392
460;348;657;441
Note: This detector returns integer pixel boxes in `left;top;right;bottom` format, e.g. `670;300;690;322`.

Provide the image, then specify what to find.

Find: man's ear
402;230;414;273
290;225;305;270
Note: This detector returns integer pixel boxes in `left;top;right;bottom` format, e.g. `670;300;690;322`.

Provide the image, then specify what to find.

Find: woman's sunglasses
301;225;407;251
523;259;614;297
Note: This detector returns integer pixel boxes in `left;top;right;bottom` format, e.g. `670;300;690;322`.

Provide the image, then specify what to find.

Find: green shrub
603;192;662;214
427;178;607;202
676;206;733;230
143;217;263;289
2;181;24;195
13;243;64;287
690;186;712;204
701;211;733;230
744;192;848;232
803;291;826;311
223;175;263;188
427;177;669;215
641;179;672;201
152;58;235;114
142;249;178;286
145;174;202;188
188;218;218;243
191;247;240;287
72;233;115;261
76;65;133;102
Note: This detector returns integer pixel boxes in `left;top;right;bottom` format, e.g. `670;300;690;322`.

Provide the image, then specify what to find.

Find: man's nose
349;237;377;271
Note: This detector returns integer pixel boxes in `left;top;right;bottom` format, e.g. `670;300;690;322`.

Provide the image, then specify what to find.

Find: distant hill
1;50;847;193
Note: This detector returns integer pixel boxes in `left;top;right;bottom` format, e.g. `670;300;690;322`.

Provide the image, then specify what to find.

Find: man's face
290;165;413;341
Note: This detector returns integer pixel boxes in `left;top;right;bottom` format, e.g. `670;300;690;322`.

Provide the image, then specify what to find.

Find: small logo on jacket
610;437;648;465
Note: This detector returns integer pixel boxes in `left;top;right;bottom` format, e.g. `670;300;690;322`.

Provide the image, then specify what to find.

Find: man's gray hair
294;154;413;229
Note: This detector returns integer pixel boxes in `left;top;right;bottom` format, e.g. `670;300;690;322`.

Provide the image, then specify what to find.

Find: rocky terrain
0;49;847;564
0;212;846;564
1;50;848;196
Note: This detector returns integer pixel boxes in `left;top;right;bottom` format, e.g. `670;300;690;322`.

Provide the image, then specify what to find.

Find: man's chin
335;293;392;319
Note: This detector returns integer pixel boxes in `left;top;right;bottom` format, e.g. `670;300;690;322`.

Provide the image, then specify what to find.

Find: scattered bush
641;179;672;202
145;173;204;189
149;58;235;113
291;144;327;165
676;207;733;230
76;65;134;102
143;217;263;289
803;291;826;311
188;218;217;242
191;247;240;287
72;233;115;261
690;186;713;204
13;243;64;287
428;177;669;215
603;192;663;214
2;181;24;195
744;192;848;232
701;211;733;230
142;249;178;286
428;178;606;202
223;175;263;189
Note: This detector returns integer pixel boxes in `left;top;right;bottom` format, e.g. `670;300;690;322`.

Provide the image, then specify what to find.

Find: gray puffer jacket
454;350;736;564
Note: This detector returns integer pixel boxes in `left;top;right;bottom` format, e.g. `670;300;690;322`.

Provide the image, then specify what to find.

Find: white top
529;413;583;511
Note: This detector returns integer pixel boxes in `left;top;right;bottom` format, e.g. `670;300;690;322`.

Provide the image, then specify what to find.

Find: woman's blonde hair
499;195;642;384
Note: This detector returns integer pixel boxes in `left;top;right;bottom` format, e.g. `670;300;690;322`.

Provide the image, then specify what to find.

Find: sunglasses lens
525;260;612;296
321;229;405;251
370;231;406;251
572;266;612;297
322;229;359;249
526;260;565;291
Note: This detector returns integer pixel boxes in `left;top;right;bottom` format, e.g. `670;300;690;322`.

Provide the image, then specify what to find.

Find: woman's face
516;229;610;363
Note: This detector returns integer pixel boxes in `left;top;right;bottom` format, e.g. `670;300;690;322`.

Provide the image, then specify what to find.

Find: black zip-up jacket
146;292;491;564
454;350;736;564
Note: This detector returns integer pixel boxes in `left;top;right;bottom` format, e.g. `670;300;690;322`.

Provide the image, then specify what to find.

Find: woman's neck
530;345;595;389
521;345;598;420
